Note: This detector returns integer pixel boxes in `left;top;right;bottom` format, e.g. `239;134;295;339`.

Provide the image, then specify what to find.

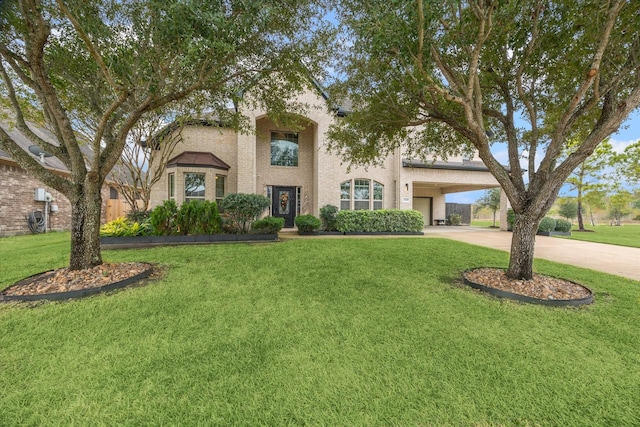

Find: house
149;87;507;228
0;122;128;236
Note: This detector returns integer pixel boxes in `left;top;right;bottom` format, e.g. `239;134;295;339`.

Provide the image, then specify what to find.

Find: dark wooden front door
272;186;296;228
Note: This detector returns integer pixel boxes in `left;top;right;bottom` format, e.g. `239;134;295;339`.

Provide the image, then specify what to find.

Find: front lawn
1;233;639;426
561;223;640;248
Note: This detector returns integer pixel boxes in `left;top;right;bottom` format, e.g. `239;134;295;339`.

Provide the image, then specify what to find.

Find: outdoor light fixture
405;183;409;191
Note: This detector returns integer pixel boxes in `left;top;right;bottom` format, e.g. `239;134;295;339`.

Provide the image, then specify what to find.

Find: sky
446;109;640;204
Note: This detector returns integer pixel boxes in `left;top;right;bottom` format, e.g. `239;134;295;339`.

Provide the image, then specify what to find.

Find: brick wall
0;161;112;236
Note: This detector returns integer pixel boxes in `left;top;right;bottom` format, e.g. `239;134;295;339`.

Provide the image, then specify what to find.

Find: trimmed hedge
251;216;285;234
554;219;572;232
538;217;556;233
294;215;321;232
336;209;424;233
319;204;339;231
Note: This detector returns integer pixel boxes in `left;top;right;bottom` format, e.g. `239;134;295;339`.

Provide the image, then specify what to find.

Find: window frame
270;131;299;167
184;172;206;201
168;173;175;201
340;179;383;210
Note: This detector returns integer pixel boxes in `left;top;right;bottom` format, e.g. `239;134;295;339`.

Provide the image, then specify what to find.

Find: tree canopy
328;0;640;279
0;0;334;269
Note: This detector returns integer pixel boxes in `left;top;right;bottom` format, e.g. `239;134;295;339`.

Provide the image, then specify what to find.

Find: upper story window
184;173;205;200
340;179;383;210
271;131;298;167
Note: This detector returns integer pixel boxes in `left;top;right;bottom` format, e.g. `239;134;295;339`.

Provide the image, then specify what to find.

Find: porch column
236;123;257;194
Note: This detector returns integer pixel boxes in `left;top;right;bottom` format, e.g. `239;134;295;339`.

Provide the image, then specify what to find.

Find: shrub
294;214;321;232
538;217;556;233
448;213;462;226
175;200;221;235
100;217;151;237
507;208;515;230
150;200;179;235
319;204;339;231
221;193;270;233
251;216;285;234
126;210;151;224
336;209;424;233
554;219;572;232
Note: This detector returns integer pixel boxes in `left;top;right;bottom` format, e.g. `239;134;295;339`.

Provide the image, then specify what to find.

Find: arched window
271;131;299;166
340;179;383;210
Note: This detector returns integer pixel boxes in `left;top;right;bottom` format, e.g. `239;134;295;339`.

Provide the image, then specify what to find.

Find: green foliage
538;217;557;233
447;213;462;226
608;191;634;225
319;204;339;231
221;193;271;234
557;198;578;221
336;209;424;233
99;217;151;237
294;215;321;233
175;200;222;235
150;200;179;236
554;219;572;233
474;188;501;227
250;217;285;235
506;209;516;230
126;210;152;224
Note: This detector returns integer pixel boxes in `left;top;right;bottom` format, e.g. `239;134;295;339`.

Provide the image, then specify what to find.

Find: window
215;175;225;204
353;179;370;210
340;181;351;210
168;173;175;200
184;173;205;200
340;179;383;210
373;181;383;210
270;131;299;166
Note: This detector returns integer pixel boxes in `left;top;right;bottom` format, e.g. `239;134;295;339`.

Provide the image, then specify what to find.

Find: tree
608;191;633;226
615;140;640;189
564;139;614;230
474;188;501;227
582;189;608;226
0;0;333;270
328;0;640;280
556;197;578;223
110;112;186;214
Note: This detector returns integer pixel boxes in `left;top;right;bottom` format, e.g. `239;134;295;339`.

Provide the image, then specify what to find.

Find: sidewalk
426;227;640;281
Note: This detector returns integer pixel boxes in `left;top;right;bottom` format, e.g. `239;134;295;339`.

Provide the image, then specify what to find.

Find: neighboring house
149;87;507;228
0;122;128;236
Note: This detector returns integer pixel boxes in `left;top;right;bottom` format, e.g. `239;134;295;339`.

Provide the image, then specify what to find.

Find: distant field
561;223;640;248
471;219;500;228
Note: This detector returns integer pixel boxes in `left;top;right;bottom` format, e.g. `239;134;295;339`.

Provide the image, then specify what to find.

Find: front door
272;186;296;228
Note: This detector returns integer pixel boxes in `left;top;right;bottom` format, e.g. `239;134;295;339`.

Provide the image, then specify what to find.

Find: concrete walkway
424;226;640;281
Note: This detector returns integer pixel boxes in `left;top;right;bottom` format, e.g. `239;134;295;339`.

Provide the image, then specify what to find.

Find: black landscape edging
536;231;572;236
0;264;153;303
100;233;278;248
342;231;424;236
462;269;594;307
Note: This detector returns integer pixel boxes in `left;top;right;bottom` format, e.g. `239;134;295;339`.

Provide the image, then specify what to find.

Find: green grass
471;219;501;228
1;233;640;426
560;224;640;248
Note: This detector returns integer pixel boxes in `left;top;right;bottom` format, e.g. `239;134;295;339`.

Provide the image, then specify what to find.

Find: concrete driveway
426;226;640;281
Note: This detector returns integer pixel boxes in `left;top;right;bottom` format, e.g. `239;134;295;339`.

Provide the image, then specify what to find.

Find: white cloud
608;137;638;154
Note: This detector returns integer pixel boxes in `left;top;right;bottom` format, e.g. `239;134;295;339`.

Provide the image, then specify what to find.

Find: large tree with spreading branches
328;0;640;280
0;0;334;270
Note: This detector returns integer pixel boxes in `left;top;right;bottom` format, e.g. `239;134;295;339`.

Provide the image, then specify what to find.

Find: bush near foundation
251;217;285;234
336;209;424;233
294;215;322;232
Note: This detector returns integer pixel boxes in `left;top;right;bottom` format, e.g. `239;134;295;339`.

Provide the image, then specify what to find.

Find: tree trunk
506;213;540;280
577;200;585;231
492;210;497;227
69;175;103;270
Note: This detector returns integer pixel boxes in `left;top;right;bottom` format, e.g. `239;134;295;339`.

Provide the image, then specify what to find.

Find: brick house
149;87;507;228
0;122;125;236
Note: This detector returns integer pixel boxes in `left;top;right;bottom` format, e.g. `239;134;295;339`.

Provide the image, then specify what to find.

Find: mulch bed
464;268;592;301
1;263;151;298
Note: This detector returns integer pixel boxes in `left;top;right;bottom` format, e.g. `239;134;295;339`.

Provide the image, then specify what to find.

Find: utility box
34;188;46;202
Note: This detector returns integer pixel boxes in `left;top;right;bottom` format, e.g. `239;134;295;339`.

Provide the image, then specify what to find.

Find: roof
0;122;70;172
167;151;230;170
402;159;505;172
